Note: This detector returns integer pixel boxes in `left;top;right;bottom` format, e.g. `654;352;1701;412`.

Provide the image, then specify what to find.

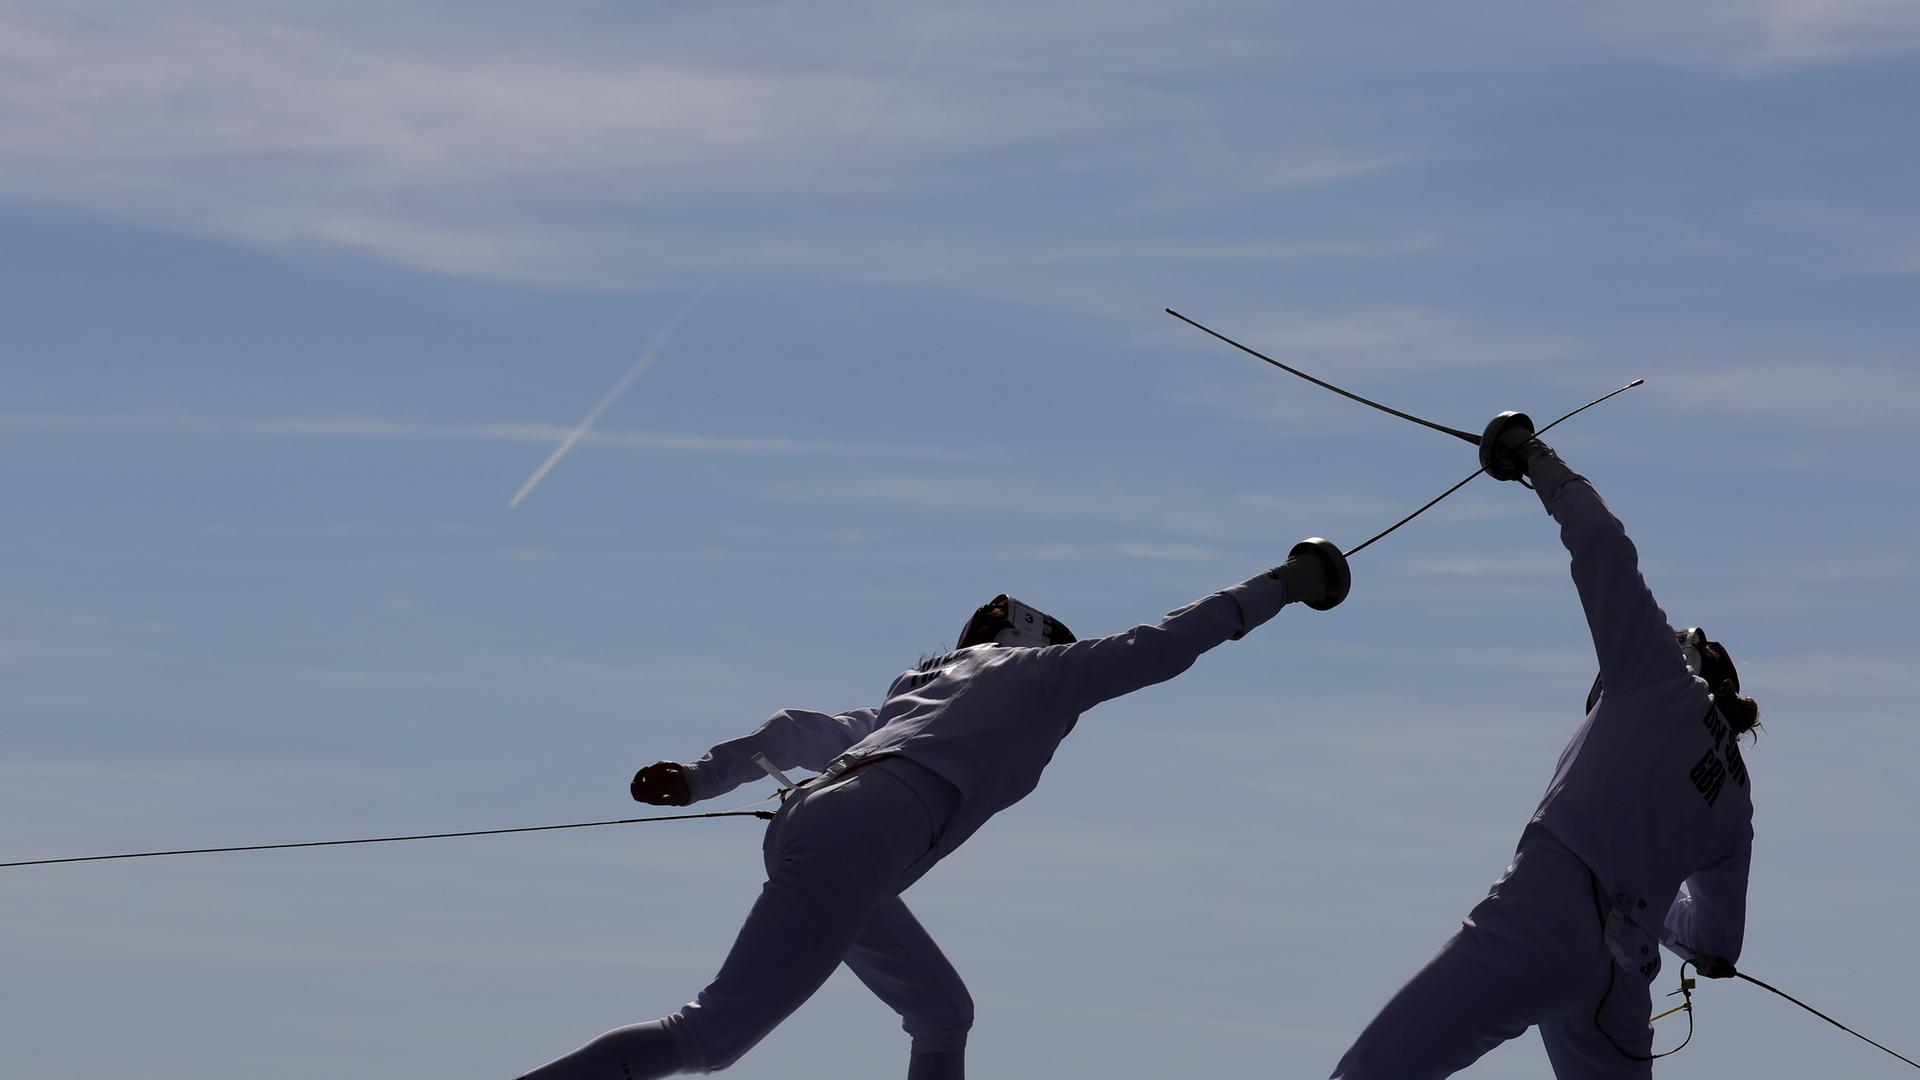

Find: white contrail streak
507;295;702;509
506;14;930;510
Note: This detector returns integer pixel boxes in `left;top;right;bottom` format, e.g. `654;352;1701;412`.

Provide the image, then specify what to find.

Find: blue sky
3;2;1918;1077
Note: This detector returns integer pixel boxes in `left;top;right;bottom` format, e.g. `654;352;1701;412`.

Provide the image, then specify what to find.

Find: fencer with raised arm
1329;416;1759;1080
514;539;1351;1080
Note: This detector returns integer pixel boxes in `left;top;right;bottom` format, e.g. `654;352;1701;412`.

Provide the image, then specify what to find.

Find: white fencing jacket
682;571;1295;861
1531;477;1754;971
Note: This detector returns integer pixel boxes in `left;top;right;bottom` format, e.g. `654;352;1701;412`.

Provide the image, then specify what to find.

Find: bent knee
911;1027;969;1056
907;989;973;1041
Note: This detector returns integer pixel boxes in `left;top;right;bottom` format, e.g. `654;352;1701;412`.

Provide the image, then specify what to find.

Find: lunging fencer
515;538;1353;1080
1330;415;1761;1079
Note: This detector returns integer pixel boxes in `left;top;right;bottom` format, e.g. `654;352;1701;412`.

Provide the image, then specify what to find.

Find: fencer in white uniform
1330;415;1760;1080
515;538;1352;1080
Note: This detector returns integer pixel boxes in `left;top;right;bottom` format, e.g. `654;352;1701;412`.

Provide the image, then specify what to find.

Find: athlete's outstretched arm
1485;415;1686;699
675;707;883;803
1045;540;1346;715
1662;838;1753;967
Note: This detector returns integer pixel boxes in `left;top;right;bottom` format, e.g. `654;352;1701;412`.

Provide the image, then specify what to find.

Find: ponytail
1714;680;1762;743
1697;638;1759;743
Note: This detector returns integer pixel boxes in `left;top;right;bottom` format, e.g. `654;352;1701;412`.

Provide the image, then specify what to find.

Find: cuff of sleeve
680;763;711;804
1524;444;1583;511
1222;571;1291;640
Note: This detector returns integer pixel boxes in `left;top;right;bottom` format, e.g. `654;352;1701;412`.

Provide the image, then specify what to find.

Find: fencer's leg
844;895;974;1079
514;1016;701;1080
1537;961;1655;1080
1327;921;1534;1080
674;769;942;1071
1329;842;1603;1080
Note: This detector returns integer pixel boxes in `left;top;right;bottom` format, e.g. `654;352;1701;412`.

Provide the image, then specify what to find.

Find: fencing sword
1341;378;1644;559
1166;307;1643;558
1166;308;1484;444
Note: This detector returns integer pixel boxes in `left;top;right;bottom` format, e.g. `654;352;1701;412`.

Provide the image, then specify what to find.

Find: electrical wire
0;804;778;870
1732;969;1920;1070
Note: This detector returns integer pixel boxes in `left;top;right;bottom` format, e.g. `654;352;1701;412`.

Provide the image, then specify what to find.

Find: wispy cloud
0;1;1420;292
1654;361;1920;425
0;411;1001;463
741;461;1396;545
5;1;1910;311
504;12;947;508
889;230;1439;291
0;410;1411;544
1729;201;1920;278
1548;0;1920;70
1759;650;1917;700
0;5;951;181
1159;305;1576;372
0;4;959;278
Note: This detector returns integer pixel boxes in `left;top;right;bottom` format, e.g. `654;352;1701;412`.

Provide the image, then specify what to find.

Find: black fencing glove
631;761;692;806
1480;411;1582;509
1480;411;1536;481
1692;953;1738;979
1270;537;1351;611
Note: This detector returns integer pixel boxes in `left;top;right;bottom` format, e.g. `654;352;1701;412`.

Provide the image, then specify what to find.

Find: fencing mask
1583;627;1738;713
957;594;1075;649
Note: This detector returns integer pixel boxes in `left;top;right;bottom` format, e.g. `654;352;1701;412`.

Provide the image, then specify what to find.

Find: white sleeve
681;707;884;803
1044;571;1292;716
1549;478;1688;698
1662;840;1753;965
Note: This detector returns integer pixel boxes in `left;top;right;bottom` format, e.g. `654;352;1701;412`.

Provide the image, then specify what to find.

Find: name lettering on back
1687;703;1748;807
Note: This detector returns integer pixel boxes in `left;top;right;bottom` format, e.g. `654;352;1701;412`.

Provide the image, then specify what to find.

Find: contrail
506;14;931;509
507;294;703;509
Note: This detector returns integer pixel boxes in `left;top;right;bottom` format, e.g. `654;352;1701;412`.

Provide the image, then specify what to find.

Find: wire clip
752;753;798;792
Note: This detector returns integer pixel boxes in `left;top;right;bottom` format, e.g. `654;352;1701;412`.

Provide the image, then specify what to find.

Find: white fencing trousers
682;755;972;1072
1331;830;1657;1080
515;757;970;1079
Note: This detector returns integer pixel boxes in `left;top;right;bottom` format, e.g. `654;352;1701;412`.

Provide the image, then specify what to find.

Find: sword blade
1166;307;1482;444
1341;378;1646;559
